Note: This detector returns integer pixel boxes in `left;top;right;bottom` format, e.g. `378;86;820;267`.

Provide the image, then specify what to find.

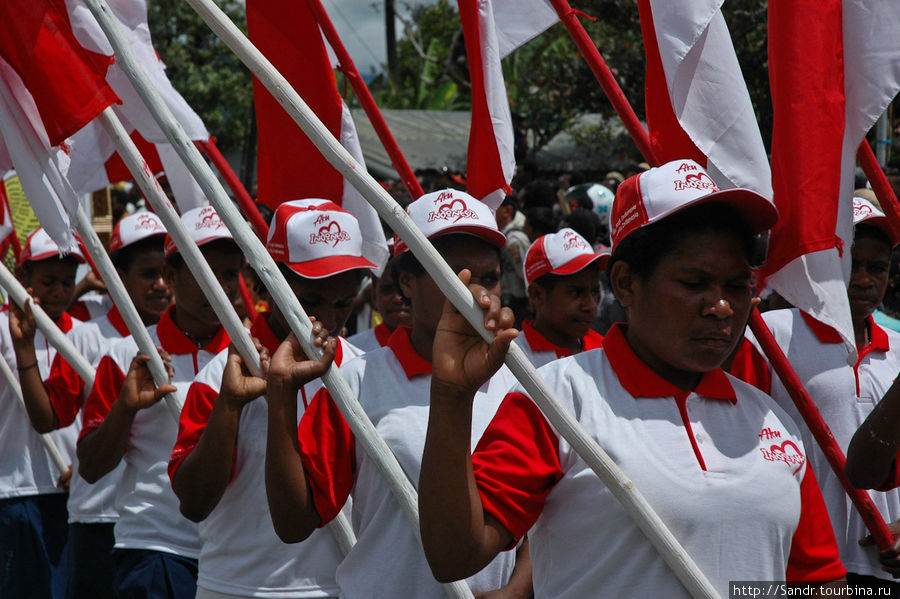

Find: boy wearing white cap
1;228;87;598
10;212;170;598
264;189;533;598
737;197;900;590
168;199;374;598
76;206;242;598
519;228;606;368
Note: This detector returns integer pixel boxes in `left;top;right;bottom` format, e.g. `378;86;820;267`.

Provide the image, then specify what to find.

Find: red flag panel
0;0;118;145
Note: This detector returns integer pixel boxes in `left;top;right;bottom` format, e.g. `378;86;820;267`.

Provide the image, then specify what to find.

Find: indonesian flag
637;0;771;197
763;0;900;353
247;0;387;274
458;0;515;209
0;59;83;253
66;0;208;144
491;0;557;58
67;121;208;213
0;0;118;147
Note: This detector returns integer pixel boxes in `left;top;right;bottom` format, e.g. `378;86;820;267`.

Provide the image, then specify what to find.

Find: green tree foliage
147;0;252;152
368;0;773;163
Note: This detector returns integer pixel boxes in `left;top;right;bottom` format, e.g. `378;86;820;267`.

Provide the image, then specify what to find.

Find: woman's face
612;229;753;390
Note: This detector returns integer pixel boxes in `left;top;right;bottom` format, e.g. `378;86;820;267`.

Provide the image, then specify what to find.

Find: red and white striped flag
762;0;900;351
66;0;208;144
458;0;515;209
637;0;771;196
247;0;387;273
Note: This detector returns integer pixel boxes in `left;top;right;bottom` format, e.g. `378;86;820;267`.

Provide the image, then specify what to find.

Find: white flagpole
0;264;94;385
82;0;464;590
95;105;358;556
174;2;719;597
0;352;68;476
71;205;184;420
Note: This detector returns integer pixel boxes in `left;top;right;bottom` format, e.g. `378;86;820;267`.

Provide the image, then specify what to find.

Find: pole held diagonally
84;0;466;590
178;1;719;597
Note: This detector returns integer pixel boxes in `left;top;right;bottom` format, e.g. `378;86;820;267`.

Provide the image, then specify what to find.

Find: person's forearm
501;538;533;599
264;381;320;543
172;397;244;522
847;377;900;489
12;344;59;433
77;401;134;483
420;381;503;582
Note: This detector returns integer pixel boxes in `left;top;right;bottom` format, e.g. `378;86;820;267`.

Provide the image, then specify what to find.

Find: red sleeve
785;464;846;582
728;338;772;395
472;392;563;544
78;355;126;443
297;387;356;526
168;381;228;486
44;352;86;428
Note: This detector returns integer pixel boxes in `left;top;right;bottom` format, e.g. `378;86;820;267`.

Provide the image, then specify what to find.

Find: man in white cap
77;206;242;598
10;212;170;598
263;189;533;598
168;199;375;598
519;228;607;368
1;228;87;598
738;197;900;591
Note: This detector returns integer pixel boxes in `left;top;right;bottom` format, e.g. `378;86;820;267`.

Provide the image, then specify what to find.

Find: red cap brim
282;254;376;280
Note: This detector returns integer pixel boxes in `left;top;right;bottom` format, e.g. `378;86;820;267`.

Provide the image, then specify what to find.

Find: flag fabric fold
0;0;118;146
638;0;772;196
247;0;387;273
458;0;514;210
0;59;82;253
763;0;900;354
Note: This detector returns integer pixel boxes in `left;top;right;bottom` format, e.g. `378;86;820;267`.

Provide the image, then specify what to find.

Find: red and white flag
458;0;515;209
0;0;118;146
0;0;118;253
637;0;771;196
247;0;387;273
0;59;84;253
66;0;208;144
763;0;900;352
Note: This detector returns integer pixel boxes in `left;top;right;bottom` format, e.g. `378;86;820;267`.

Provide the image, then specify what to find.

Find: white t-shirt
169;316;360;597
0;310;79;499
80;307;229;558
516;320;604;369
346;322;391;354
46;307;131;523
472;323;844;598
298;326;518;598
745;308;900;580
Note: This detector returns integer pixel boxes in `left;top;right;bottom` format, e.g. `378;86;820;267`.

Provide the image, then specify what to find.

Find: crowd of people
4;158;900;598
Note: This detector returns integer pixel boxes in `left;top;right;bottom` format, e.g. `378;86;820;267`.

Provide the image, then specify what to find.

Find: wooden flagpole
174;1;720;596
303;0;425;199
83;0;463;591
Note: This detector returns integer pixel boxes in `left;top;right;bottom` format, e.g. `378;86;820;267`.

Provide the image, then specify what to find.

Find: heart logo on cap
428;199;478;224
135;214;163;232
674;172;718;193
197;211;225;230
854;202;874;218
309;220;350;247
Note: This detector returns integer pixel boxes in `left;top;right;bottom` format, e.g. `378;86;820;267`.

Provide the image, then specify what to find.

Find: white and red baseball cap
524;228;609;287
18;228;86;266
853;196;898;245
164;205;235;256
266;199;375;279
609;159;778;250
393;188;506;254
109;212;166;254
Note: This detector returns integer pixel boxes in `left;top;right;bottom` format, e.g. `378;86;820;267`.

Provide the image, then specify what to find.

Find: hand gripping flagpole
0;264;94;385
177;1;719;597
83;10;364;556
83;0;459;590
0;355;68;475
